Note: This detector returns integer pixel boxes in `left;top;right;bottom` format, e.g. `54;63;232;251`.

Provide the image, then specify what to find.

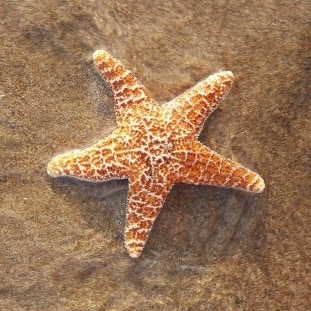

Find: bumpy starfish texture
47;50;265;258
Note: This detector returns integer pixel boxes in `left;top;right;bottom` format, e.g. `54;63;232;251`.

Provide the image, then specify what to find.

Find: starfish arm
165;71;234;138
124;176;172;258
47;134;130;182
93;50;157;124
170;141;265;193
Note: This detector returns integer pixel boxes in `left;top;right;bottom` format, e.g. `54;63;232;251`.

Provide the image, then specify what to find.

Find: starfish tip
127;246;143;258
93;49;109;64
255;176;265;193
46;158;60;178
217;70;234;84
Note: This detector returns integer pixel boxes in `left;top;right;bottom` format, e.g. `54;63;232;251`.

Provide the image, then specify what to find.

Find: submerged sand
0;1;310;310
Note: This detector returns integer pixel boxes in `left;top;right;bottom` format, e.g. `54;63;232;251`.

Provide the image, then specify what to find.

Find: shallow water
0;1;310;310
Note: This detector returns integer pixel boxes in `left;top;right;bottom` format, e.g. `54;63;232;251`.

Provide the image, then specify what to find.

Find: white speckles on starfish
47;50;265;258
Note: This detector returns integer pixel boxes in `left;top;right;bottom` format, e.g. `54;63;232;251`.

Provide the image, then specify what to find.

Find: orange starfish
47;50;265;258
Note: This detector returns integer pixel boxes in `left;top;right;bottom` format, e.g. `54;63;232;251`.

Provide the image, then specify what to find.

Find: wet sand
0;1;310;310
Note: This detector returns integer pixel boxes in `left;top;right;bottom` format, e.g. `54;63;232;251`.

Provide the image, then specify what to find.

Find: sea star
47;50;265;258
